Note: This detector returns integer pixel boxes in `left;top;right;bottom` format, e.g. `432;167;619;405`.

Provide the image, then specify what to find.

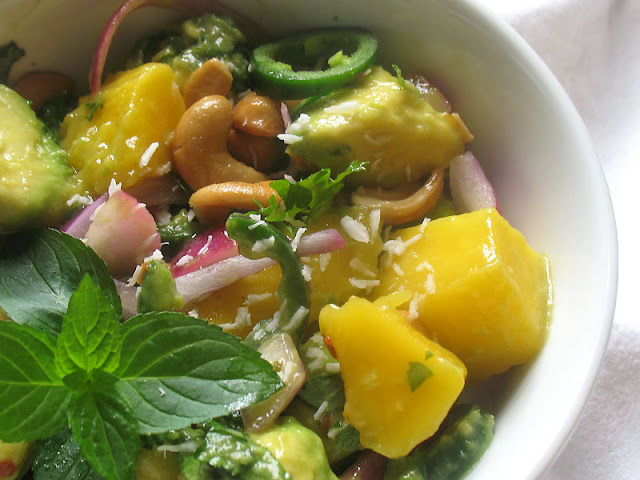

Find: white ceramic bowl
0;0;618;478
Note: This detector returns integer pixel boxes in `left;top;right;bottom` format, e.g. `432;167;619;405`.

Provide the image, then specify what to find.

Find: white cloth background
484;0;639;478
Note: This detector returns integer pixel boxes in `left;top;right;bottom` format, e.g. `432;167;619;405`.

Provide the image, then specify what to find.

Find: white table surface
484;0;639;478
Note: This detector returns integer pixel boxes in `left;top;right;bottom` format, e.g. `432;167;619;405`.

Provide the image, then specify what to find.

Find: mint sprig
254;160;367;235
0;231;285;480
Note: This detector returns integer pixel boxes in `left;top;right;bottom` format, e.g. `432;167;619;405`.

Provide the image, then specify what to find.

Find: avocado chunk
0;84;73;233
250;417;338;480
284;66;472;189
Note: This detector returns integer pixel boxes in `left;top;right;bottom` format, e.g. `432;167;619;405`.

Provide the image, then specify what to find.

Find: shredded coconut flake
419;216;431;233
369;209;381;239
408;293;425;321
416;260;434;272
349;278;380;289
197;235;213;256
323;100;360;114
340;216;370;243
220;307;252;332
326;362;341;374
291;227;307;252
127;264;144;286
175;254;193;267
252;235;275;253
277;133;303;144
66;193;92;208
108;179;122;197
302;264;313;282
157;441;200;454
318;253;332;272
284;306;309;331
392;262;405;276
245;293;273;305
425;273;436;294
349;257;376;278
139;141;159;168
314;401;329;421
158;387;166;397
187;209;196;221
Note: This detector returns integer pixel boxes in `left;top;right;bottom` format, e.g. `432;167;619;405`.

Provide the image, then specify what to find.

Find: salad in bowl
0;1;555;479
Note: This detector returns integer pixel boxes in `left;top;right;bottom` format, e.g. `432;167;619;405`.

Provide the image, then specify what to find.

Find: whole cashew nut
190;180;279;225
232;92;285;137
172;95;268;191
182;58;233;107
351;168;445;225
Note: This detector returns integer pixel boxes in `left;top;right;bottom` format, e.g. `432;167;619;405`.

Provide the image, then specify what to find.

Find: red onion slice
176;228;345;305
170;224;239;277
449;151;501;214
280;102;292;129
115;279;139;319
61;194;107;238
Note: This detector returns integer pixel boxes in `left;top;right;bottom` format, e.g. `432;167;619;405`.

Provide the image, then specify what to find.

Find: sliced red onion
339;451;387;480
242;333;306;432
115;279;139;319
170;223;239;277
176;228;345;305
84;189;161;278
407;73;451;114
61;194;107;238
449;151;501;214
280;102;292;129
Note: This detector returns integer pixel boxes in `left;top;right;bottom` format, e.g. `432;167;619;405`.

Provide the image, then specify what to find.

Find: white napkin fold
484;1;640;478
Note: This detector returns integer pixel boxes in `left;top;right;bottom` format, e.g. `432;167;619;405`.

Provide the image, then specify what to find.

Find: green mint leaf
0;229;121;336
0;322;72;442
408;361;433;392
191;419;290;479
56;275;122;379
69;391;140;480
115;312;284;434
32;429;101;480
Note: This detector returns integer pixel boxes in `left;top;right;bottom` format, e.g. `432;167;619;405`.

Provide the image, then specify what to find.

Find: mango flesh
319;293;466;458
375;208;551;381
61;63;185;198
188;207;382;336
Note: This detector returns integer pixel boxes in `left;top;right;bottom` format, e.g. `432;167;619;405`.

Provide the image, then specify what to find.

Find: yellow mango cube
319;292;466;458
376;208;551;381
61;63;185;197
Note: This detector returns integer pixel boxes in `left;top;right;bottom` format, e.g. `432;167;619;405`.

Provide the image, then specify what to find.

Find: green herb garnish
408;361;433;392
84;95;104;120
254;160;366;235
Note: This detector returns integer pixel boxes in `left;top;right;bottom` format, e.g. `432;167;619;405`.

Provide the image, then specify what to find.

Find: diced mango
375;208;551;381
61;63;185;197
189;206;383;337
0;441;30;480
319;292;466;458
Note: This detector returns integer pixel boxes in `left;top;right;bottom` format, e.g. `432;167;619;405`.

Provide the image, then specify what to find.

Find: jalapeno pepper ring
250;28;378;99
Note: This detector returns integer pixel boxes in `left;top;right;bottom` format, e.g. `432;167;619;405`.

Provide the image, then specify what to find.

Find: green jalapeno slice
250;28;378;99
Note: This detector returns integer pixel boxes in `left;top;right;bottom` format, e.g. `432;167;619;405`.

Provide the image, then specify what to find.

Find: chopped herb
408;361;433;392
84;95;104;120
252;160;367;236
425;351;434;361
392;64;407;88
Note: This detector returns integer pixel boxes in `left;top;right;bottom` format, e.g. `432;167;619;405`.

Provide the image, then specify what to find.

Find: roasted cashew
172;95;268;191
183;58;233;107
190;180;279;225
232;92;285;137
12;71;74;110
352;168;445;225
228;127;285;172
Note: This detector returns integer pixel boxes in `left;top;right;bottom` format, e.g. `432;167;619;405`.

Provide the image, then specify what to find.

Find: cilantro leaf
0;322;72;442
255;161;366;234
32;429;101;480
69;391;140;480
116;312;284;434
408;361;433;392
0;229;121;336
56;275;122;379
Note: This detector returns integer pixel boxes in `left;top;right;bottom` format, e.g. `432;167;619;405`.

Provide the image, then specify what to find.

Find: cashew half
352;168;444;225
232;92;285;137
228;127;285;172
183;58;233;107
190;180;279;225
172;95;268;191
12;71;74;110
